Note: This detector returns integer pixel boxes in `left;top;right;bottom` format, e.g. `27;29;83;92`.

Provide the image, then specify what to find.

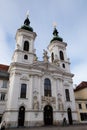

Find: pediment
31;61;64;74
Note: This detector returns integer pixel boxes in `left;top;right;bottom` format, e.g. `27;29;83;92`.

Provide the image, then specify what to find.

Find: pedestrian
0;121;6;130
63;117;67;126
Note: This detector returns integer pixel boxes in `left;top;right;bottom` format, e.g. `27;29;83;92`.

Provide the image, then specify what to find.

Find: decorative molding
41;96;56;104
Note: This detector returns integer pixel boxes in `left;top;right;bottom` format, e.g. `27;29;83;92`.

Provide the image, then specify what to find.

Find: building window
20;84;27;98
86;104;87;109
80;113;87;121
24;55;28;60
23;41;29;51
65;89;70;101
2;80;7;88
62;63;65;68
78;104;82;109
0;93;5;101
44;78;51;97
51;52;54;63
60;50;64;60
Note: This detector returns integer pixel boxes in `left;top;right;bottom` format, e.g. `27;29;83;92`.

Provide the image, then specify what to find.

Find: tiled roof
74;81;87;92
0;64;9;71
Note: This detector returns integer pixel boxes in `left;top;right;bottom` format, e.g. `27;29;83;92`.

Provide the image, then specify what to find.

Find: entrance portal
44;105;53;125
18;106;25;126
67;108;73;125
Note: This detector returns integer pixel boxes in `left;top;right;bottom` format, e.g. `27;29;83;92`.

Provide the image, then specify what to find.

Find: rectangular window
20;84;27;98
2;80;8;88
1;93;5;101
78;104;82;109
65;89;70;101
85;104;87;109
80;113;87;121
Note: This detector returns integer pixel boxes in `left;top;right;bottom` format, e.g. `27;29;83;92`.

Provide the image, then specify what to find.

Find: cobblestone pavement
6;125;87;130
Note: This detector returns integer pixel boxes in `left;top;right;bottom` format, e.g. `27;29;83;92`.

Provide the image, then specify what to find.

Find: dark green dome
50;27;63;42
21;17;33;32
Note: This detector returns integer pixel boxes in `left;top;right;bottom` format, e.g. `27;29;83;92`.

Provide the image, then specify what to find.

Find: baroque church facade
2;15;77;127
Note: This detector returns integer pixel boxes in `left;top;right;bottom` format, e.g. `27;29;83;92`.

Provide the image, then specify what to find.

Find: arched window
44;78;51;97
60;51;64;60
51;52;54;63
23;41;29;51
24;55;28;60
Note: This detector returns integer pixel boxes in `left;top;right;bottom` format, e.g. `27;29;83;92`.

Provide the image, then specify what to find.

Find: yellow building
74;81;87;123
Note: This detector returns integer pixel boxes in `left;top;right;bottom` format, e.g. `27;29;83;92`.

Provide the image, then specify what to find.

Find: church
1;15;77;127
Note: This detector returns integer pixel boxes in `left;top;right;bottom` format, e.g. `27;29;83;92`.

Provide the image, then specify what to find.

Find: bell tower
48;25;70;72
12;14;37;64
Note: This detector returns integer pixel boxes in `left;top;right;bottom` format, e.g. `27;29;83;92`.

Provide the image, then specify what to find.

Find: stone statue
33;96;39;110
43;49;49;62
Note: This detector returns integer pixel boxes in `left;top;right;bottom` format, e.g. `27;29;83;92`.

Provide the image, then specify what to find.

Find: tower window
20;84;27;98
62;63;65;68
60;51;64;60
23;41;29;51
51;52;54;63
24;55;28;60
44;78;51;97
65;89;70;101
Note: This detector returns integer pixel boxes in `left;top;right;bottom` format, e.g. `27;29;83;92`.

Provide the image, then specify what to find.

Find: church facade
2;15;77;127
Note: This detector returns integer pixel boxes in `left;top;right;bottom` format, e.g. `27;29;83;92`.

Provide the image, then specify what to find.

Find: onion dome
51;26;63;42
21;13;33;32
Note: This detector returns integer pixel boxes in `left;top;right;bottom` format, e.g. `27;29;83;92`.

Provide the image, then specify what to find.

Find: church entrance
44;105;53;125
18;106;25;127
67;108;73;125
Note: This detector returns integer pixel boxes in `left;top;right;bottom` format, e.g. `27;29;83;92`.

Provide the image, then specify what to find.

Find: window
60;51;64;60
20;84;27;98
65;89;70;101
86;104;87;109
62;63;65;68
80;113;87;121
44;78;51;97
1;93;5;101
79;104;82;109
23;41;29;51
51;52;54;63
2;80;7;88
24;55;28;60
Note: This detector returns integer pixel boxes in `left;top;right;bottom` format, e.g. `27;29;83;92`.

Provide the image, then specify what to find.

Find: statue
33;96;39;110
43;49;49;62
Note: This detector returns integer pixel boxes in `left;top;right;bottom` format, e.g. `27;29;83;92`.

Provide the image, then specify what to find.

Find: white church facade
0;15;77;127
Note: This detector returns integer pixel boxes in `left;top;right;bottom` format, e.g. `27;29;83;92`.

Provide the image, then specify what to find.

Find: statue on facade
43;49;49;62
33;96;39;110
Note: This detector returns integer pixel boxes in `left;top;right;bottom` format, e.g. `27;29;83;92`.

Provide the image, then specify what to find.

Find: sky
0;0;87;86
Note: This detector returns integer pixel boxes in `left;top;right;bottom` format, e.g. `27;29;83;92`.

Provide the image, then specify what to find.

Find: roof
74;81;87;92
0;64;9;71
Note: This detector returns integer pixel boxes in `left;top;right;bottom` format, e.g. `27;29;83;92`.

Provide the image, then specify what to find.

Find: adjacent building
0;15;77;127
74;81;87;123
0;64;9;122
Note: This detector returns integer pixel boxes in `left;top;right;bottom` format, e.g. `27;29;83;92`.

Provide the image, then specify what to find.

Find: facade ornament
33;96;39;110
43;49;49;62
34;54;38;62
57;93;64;111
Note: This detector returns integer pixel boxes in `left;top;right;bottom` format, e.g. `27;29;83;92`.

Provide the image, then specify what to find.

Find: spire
21;11;33;32
50;23;63;42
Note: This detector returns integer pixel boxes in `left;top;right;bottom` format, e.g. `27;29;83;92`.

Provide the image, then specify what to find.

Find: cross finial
53;22;57;28
26;10;29;18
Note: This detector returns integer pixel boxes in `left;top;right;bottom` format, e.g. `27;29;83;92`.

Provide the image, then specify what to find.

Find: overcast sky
0;0;87;86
